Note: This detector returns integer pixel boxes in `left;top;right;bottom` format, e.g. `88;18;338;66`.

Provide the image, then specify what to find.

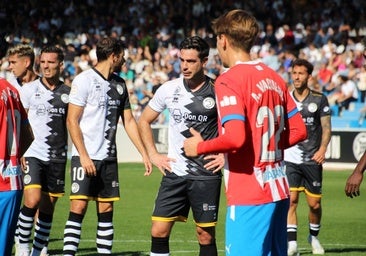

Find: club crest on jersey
71;182;80;193
116;84;124;95
308;102;317;113
61;93;69;103
23;174;31;185
323;106;330;113
203;97;215;109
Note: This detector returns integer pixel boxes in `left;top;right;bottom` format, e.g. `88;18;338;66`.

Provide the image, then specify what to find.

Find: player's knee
70;200;88;215
310;202;321;211
196;226;215;244
24;197;40;209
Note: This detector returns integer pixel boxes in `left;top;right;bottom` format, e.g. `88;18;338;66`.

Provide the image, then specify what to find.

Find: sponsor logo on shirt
172;108;209;123
220;95;237;107
2;165;21;177
172;86;181;103
172;109;183;123
262;164;286;183
202;203;216;211
36;104;46;115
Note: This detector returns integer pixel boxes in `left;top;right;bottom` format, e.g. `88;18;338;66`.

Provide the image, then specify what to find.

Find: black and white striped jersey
284;90;330;164
21;78;70;162
149;76;219;177
69;68;130;161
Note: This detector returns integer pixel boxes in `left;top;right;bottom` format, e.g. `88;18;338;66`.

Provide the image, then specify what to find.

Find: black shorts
152;172;222;227
69;156;120;202
23;157;66;196
285;161;323;196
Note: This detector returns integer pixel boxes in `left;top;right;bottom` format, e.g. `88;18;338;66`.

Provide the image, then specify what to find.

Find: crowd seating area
331;100;366;129
1;1;366;129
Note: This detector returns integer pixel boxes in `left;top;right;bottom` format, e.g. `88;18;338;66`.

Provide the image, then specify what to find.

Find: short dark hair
179;36;209;61
292;58;314;75
96;37;124;62
41;45;64;62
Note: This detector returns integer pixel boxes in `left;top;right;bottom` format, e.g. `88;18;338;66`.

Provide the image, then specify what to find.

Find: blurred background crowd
1;0;366;125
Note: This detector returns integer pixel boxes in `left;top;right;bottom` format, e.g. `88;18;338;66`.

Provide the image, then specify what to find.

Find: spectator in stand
119;63;135;90
262;47;281;71
335;73;359;116
317;60;334;92
357;64;366;103
352;43;365;68
293;23;307;47
347;61;359;82
302;43;322;64
324;66;342;104
261;23;278;48
278;64;290;87
330;45;347;72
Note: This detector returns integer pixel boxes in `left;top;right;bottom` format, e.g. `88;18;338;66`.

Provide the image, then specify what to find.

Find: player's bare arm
67;103;96;176
138;106;175;175
345;151;366;198
122;108;152;176
312;115;331;164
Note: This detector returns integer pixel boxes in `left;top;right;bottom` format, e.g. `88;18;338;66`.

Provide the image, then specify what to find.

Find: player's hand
312;150;325;165
183;128;203;157
20;157;28;172
142;155;153;176
80;155;96;177
204;153;225;173
150;153;175;176
345;172;363;198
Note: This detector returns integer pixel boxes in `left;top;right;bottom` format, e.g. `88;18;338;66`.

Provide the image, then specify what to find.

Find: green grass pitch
23;163;366;255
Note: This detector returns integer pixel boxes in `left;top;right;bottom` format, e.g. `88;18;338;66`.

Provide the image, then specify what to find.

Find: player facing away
0;78;33;256
138;36;224;256
63;36;151;255
183;9;307;255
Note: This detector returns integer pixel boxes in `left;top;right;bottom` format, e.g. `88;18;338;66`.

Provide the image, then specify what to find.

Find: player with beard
285;58;331;255
63;37;151;255
138;36;224;256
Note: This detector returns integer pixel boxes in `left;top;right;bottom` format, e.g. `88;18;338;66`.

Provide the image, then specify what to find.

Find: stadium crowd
1;0;366;122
